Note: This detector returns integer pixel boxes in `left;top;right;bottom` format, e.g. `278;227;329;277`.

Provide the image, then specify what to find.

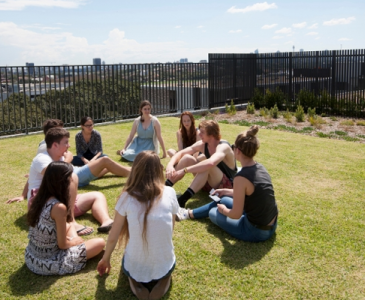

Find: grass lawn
0;116;364;299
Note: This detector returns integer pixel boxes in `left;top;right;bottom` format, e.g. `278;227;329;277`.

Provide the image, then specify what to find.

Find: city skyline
0;0;364;66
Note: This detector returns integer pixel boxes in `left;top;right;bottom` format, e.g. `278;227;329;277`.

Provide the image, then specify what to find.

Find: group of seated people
6;100;278;300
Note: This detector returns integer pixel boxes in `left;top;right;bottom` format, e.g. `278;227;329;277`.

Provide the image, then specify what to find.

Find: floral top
75;130;103;158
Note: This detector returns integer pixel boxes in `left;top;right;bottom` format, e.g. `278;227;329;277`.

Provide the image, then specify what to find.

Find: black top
204;141;237;182
236;163;278;226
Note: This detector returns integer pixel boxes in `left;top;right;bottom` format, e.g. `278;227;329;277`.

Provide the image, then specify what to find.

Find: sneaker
175;207;190;221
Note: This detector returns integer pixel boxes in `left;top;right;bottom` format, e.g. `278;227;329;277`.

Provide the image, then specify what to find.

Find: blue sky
0;0;363;66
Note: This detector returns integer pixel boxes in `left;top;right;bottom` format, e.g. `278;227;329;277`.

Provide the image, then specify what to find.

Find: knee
208;207;219;223
71;173;79;186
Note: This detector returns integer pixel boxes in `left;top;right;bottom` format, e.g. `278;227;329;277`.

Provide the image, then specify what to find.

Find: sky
0;0;364;66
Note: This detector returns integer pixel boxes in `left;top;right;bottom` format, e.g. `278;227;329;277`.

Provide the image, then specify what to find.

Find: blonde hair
198;120;221;140
118;151;164;248
235;125;260;158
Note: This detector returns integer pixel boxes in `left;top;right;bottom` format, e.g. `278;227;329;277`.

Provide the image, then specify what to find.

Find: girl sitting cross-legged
176;125;278;243
25;161;105;275
97;151;179;300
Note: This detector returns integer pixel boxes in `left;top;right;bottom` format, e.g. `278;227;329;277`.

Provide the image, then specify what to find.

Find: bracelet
184;167;188;174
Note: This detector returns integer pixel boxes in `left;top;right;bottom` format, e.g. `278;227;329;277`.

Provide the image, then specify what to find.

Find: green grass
1;117;365;299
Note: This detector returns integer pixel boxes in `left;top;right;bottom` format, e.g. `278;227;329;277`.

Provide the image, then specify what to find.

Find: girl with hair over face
117;100;167;162
167;111;201;158
25;161;105;275
97;151;179;300
72;116;108;166
176;125;278;243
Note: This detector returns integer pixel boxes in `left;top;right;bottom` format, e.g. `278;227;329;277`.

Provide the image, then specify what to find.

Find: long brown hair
179;111;197;147
139;100;152;123
118;151;164;248
27;161;73;227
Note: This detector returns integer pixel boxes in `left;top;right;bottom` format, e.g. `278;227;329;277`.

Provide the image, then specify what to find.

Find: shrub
330;116;338;121
356;120;365;126
253;121;270;126
296;89;318;111
251;88;265;108
270;104;279;119
295;105;305;122
265;87;286;110
259;107;269;117
283;109;293;123
225;100;237;116
246;102;255;114
340;120;354;126
309;116;326;128
307;107;316;118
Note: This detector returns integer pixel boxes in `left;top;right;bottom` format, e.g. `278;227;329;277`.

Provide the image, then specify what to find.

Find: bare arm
51;203;84;249
120;119;138;154
6;180;28;204
154;118;167;158
217;176;247;219
97;211;126;276
176;130;183;152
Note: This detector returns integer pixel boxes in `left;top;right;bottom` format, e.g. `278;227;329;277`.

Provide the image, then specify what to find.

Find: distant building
93;58;101;71
199;60;207;63
26;62;35;76
254;49;259;54
180;58;188;63
300;49;304;52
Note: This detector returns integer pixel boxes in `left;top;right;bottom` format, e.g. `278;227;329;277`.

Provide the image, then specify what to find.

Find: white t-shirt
37;140;47;155
27;151;64;200
115;186;179;282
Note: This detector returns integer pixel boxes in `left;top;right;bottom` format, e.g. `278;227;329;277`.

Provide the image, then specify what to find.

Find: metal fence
209;49;365;116
2;49;365;136
0;63;208;136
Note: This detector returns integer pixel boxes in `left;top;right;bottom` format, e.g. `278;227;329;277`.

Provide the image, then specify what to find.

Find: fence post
315;51;319;96
331;51;336;99
289;52;293;103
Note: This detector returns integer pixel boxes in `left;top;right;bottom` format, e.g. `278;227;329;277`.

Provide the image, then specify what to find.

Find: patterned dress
25;198;87;275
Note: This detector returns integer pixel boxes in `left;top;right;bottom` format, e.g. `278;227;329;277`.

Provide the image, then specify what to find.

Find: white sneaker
175;207;190;221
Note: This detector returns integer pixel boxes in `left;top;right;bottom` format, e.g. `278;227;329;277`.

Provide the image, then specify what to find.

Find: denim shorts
73;165;97;187
122;256;176;283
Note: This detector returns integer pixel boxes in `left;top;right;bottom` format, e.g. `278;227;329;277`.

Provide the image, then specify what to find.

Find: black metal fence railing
209;49;365;117
0;63;208;136
2;49;365;137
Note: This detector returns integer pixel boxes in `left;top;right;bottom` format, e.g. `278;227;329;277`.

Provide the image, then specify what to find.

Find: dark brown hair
235;125;260;158
198;120;221;140
180;111;197;148
80;116;93;126
27;161;73;227
45;128;70;149
42;119;64;135
139;100;152;122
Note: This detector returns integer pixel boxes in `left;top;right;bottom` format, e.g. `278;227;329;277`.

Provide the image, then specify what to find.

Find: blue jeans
192;196;277;242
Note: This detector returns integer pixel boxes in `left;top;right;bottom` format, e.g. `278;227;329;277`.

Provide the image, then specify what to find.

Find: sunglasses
84;124;94;128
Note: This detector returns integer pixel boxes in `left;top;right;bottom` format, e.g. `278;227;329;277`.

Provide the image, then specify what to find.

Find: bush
259;107;269;117
296;89;318;111
265;87;286;110
295;105;305;122
307;107;316;118
270;104;279;119
340;120;354;126
283;109;292;123
309;116;326;128
356;120;365;126
251;88;265;108
247;102;255;114
225;100;237;115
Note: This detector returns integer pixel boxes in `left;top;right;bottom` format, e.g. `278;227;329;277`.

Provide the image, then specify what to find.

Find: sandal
76;226;94;236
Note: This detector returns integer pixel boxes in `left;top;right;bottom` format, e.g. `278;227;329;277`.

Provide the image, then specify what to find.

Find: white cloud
275;27;292;34
262;24;277;29
197;26;204;29
306;32;318;36
308;23;318;29
175;26;181;29
323;17;355;26
229;30;242;33
0;0;85;10
227;2;277;14
293;22;307;28
339;37;351;41
272;36;284;39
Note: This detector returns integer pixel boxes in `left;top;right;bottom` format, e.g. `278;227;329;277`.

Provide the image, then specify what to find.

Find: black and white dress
25;198;87;275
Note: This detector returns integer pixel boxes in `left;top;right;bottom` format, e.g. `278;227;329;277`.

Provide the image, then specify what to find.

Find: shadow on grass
82;182;125;191
14;213;28;231
206;222;276;269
